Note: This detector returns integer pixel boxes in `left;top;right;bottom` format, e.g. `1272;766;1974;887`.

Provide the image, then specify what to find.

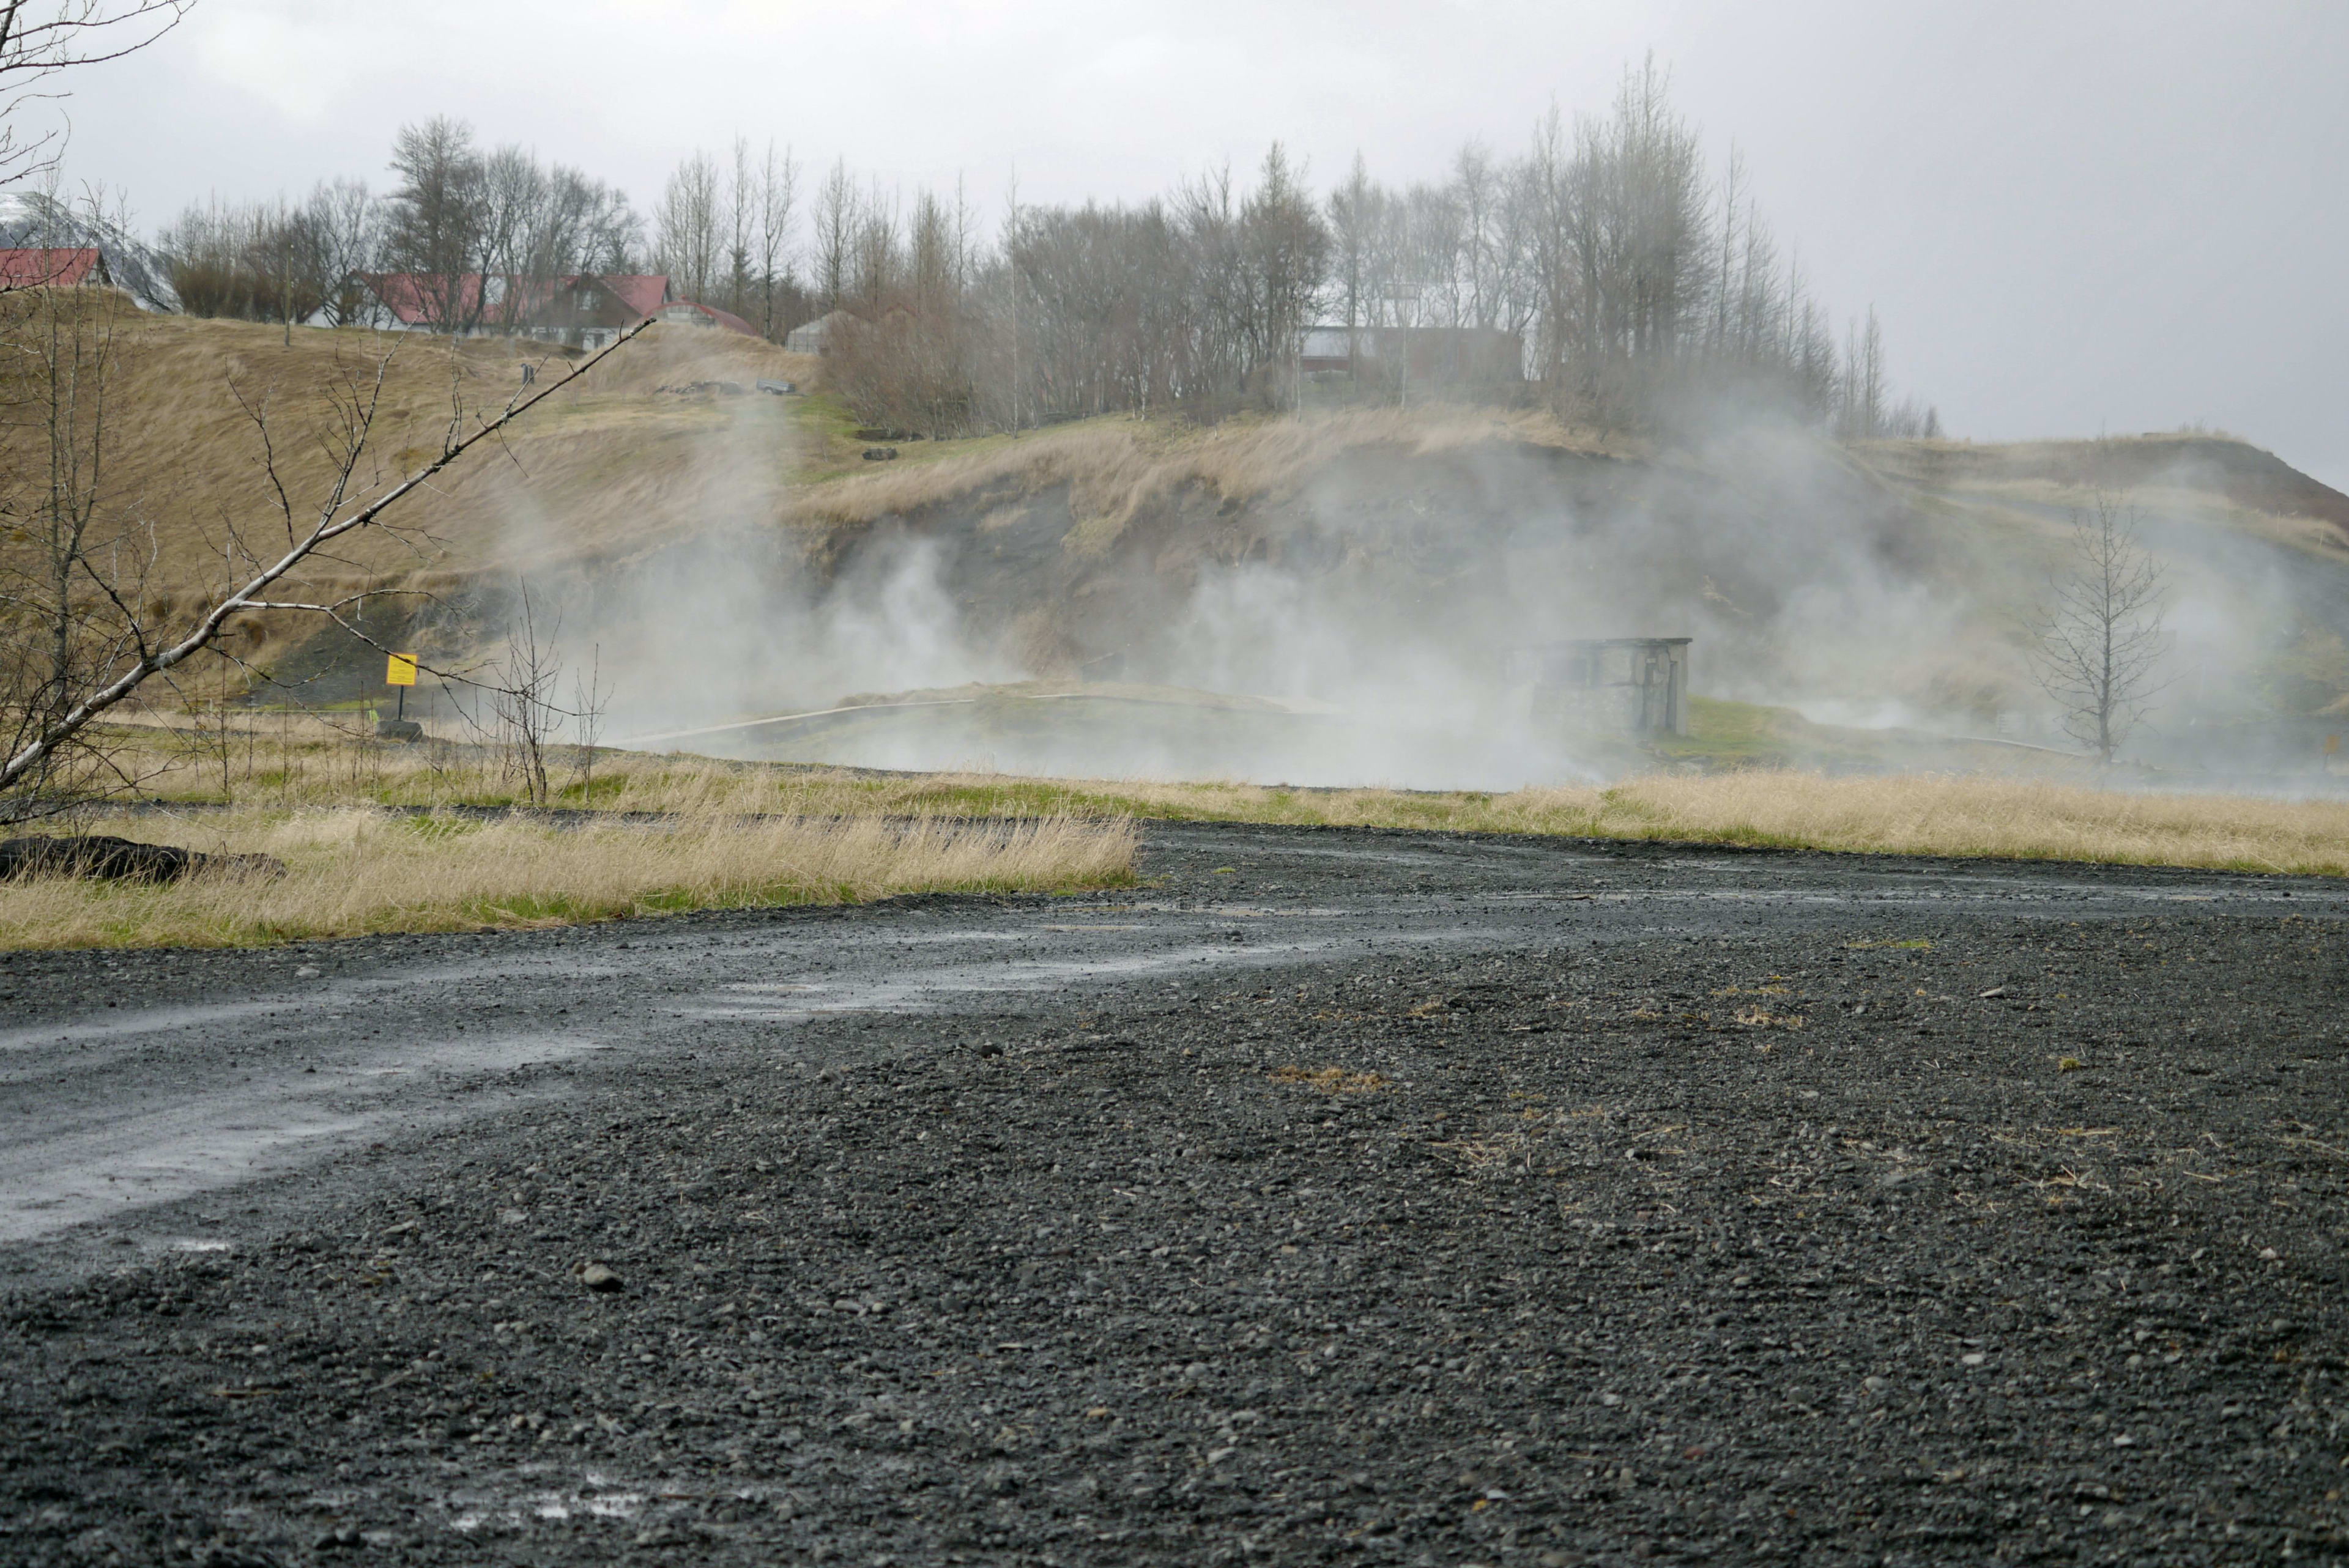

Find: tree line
155;61;1932;439
814;64;1935;438
161;118;644;332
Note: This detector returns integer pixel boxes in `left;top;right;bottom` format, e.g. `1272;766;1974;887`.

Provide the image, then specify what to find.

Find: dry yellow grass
0;303;810;602
21;302;1612;607
1075;770;2349;877
12;725;2339;949
0;805;1137;950
1569;771;2349;874
111;719;2349;877
54;306;1619;610
789;404;1611;556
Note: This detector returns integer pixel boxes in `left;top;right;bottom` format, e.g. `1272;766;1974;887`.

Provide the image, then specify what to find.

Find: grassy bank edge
0;808;1141;952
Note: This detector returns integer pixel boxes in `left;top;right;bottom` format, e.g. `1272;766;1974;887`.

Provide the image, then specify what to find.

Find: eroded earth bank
2;823;2346;1566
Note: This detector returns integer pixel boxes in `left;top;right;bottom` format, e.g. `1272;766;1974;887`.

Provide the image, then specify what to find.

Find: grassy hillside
19;301;2349;769
59;308;815;581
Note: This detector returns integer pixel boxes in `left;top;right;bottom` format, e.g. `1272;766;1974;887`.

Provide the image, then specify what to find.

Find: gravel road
2;821;2346;1567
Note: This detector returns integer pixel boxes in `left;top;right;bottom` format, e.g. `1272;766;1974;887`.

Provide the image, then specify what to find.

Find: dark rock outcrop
0;834;286;884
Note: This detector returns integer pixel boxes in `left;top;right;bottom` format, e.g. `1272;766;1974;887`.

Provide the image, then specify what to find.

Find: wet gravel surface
2;821;2348;1566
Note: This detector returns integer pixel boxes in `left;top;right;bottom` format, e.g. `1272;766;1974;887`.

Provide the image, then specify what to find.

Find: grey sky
50;0;2349;486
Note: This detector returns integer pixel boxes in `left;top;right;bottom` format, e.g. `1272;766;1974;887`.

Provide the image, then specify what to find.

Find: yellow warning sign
386;653;418;687
2326;733;2342;756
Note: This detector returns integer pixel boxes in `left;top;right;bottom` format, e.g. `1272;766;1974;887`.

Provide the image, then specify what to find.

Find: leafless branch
0;311;654;797
0;2;192;186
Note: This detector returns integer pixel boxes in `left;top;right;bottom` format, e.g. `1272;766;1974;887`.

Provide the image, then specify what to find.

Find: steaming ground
3;823;2346;1565
574;418;2349;792
56;312;2348;780
653;684;1619;792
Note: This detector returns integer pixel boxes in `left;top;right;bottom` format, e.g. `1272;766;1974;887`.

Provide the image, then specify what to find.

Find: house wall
1300;325;1526;384
1510;638;1691;736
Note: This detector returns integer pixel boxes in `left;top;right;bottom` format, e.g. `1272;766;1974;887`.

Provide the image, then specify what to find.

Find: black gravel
2;823;2347;1566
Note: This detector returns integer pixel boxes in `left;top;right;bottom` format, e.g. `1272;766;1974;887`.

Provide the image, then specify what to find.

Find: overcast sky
47;0;2349;487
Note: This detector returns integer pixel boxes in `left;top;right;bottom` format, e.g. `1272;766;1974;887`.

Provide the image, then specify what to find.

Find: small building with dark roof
782;308;860;355
334;272;674;347
1506;638;1691;736
1302;324;1525;384
654;299;760;336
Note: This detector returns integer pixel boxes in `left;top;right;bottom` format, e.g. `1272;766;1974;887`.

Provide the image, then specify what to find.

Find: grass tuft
0;807;1137;950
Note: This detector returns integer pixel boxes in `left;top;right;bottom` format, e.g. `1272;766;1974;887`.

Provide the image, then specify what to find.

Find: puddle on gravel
683;931;1485;1030
436;1479;671;1533
0;1032;606;1244
0;962;614;1059
855;930;1034;946
1064;901;1350;917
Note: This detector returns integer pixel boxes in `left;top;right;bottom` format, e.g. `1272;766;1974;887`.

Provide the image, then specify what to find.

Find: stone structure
1505;638;1691;736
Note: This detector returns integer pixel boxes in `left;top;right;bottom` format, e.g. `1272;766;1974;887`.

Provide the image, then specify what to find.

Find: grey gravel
1;821;2345;1566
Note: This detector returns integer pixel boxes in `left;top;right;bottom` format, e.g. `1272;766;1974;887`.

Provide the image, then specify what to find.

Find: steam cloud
526;407;2345;793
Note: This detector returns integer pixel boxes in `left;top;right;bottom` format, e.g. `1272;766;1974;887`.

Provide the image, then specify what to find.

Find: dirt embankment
762;414;2349;731
782;418;1927;692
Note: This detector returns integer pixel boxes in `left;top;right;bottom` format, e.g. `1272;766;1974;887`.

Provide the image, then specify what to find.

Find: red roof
360;272;491;325
601;275;670;317
359;272;671;327
658;299;760;336
0;248;105;289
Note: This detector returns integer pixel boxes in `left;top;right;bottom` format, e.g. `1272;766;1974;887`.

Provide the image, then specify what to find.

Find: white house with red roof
332;272;675;348
0;193;176;311
0;247;112;291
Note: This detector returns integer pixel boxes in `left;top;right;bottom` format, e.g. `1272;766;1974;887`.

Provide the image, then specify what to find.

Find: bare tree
475;144;546;332
848;178;897;309
754;139;797;339
1000;169;1020;429
0;222;154;818
1239;142;1328;414
570;641;607;801
1838;305;1885;439
1324;151;1376;379
161;181;377;330
0;2;190;187
305;177;380;324
725;135;756;319
565;171;642;275
655;149;722;303
248;194;313;345
0;308;659;815
653;57;1906;438
382;117;486;331
812;158;857;313
489;579;560;807
2028;491;2170;764
158;194;261;317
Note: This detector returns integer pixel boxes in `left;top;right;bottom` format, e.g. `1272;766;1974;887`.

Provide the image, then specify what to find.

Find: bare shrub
2028;492;2170;763
488;582;564;807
